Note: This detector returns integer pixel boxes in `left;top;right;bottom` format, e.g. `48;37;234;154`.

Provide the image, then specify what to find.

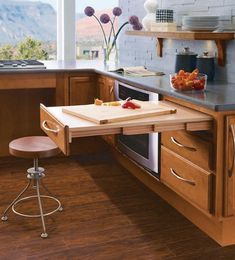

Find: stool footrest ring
12;195;62;218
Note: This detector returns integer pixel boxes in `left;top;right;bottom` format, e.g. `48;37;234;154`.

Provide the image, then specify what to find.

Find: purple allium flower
84;6;95;17
100;13;110;24
129;15;139;26
113;7;122;16
133;22;143;31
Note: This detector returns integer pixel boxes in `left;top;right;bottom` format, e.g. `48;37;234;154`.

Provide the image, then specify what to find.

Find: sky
14;0;118;13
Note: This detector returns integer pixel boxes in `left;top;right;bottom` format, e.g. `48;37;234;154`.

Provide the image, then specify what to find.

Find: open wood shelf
126;31;235;66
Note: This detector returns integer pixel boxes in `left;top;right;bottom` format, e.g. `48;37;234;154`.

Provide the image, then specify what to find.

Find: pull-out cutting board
62;100;177;124
41;102;212;155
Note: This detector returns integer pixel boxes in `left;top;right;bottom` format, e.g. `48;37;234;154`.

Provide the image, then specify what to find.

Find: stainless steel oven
114;81;160;178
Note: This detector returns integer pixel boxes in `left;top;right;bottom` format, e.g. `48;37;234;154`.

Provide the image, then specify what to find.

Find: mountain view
0;1;56;44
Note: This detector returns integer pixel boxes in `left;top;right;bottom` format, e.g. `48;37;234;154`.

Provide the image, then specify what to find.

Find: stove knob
12;63;18;67
0;63;4;67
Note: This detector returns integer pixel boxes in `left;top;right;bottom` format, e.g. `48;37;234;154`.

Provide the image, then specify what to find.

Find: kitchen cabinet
69;73;97;105
111;94;235;246
4;64;235;246
224;115;235;216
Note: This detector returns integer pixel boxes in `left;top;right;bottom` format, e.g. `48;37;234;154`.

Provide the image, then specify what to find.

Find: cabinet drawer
40;101;212;156
40;104;70;155
161;146;212;212
162;130;213;171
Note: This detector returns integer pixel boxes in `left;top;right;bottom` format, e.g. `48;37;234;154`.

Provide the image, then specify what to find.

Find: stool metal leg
1;179;31;221
2;157;62;238
34;157;48;238
36;179;48;238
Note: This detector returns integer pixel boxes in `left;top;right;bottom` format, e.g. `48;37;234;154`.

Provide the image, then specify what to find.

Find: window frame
57;0;76;61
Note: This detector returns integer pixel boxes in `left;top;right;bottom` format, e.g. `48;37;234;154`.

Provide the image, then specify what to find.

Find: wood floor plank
0;155;235;259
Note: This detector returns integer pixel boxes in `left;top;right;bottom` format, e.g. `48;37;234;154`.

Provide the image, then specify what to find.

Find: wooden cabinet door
69;74;97;105
98;76;115;102
224;115;235;216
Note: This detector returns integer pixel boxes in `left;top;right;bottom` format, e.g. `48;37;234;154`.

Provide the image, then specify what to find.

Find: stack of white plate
182;16;219;31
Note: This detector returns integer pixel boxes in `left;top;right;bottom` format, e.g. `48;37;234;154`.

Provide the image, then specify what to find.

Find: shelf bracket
215;40;226;66
156;38;163;57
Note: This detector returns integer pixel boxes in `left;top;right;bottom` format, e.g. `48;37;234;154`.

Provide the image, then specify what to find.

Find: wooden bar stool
1;136;62;238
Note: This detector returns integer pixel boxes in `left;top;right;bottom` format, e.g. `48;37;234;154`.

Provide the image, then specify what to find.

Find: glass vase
103;46;118;67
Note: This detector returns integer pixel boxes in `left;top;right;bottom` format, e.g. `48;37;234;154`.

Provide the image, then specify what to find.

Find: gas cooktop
0;60;46;69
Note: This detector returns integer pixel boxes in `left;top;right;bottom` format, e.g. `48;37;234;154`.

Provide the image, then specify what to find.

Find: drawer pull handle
229;124;235;177
170;168;196;186
171;137;197;152
42;120;59;134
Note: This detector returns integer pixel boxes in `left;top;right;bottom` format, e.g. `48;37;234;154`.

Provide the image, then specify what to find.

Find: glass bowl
170;73;207;91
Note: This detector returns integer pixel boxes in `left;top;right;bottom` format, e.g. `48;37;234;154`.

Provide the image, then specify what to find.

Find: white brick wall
119;0;235;83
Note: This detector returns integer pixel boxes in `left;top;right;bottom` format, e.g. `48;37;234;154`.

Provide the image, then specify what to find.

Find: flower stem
108;21;129;55
93;14;108;48
107;18;118;58
108;17;116;45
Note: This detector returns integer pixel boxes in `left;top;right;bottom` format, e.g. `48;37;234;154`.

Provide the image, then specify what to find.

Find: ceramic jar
142;0;158;31
144;0;158;13
196;52;215;81
175;47;197;73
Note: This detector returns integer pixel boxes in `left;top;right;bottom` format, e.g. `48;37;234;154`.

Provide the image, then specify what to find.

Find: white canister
144;0;158;13
142;13;156;31
142;0;158;31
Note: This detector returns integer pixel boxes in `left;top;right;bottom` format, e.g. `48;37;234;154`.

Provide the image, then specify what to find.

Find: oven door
114;81;159;177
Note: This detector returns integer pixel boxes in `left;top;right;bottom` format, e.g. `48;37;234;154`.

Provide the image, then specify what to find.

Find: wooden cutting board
62;100;177;124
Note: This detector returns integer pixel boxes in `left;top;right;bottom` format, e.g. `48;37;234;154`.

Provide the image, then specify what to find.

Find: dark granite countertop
1;60;235;112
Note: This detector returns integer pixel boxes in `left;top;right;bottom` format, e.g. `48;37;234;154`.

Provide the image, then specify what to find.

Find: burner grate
0;60;46;69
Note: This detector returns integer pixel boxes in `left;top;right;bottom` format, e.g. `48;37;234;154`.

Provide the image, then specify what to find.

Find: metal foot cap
41;232;48;238
1;216;8;221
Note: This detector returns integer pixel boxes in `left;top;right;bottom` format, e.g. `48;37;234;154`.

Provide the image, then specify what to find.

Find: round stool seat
9;136;60;159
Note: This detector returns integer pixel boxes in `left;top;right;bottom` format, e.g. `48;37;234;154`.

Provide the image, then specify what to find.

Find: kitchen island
1;60;235;246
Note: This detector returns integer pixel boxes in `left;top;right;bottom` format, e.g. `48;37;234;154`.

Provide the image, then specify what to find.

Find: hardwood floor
0;154;235;259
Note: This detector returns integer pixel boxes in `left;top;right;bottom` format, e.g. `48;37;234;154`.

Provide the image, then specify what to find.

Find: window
0;0;57;60
76;0;118;60
0;1;119;61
